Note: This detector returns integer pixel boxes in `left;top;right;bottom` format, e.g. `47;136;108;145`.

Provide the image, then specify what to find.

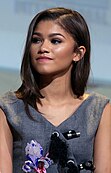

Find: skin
0;20;111;173
30;20;86;125
0;109;13;173
94;103;111;172
30;20;85;78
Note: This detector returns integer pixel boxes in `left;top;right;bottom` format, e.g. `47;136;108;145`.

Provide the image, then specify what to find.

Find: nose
38;40;50;53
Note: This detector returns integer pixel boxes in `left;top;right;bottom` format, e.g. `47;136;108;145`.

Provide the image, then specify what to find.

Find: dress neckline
10;91;94;128
28;92;94;128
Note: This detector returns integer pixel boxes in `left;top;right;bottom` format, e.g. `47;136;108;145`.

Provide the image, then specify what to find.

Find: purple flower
22;140;53;173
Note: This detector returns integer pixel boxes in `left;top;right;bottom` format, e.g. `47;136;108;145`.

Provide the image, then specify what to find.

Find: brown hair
16;7;91;116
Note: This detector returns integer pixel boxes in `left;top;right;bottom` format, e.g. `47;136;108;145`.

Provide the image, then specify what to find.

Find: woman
0;7;111;173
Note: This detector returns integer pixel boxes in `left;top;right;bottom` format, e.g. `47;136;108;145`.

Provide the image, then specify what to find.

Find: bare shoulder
0;108;13;172
0;108;13;147
100;102;111;125
94;102;111;172
0;108;9;128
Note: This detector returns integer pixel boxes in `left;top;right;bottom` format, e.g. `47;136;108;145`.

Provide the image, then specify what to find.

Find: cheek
30;49;37;68
30;55;37;69
55;46;74;60
55;44;73;53
30;46;36;58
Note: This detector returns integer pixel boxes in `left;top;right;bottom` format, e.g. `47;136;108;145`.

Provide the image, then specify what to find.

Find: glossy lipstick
36;56;53;62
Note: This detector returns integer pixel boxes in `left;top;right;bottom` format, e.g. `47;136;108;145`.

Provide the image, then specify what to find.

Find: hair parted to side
16;7;91;116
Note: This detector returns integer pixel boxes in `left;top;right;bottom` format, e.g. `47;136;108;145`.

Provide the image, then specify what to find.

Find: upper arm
0;108;13;173
94;102;111;173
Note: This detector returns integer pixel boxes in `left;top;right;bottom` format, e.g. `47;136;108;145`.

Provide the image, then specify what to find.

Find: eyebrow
33;32;66;38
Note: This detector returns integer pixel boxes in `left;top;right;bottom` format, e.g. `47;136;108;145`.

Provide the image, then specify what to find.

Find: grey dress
0;91;110;173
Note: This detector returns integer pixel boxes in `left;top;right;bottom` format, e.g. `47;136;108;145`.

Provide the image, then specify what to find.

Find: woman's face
30;20;77;77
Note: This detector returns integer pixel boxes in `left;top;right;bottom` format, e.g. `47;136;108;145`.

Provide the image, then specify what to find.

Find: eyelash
31;37;41;44
31;37;62;45
51;39;62;44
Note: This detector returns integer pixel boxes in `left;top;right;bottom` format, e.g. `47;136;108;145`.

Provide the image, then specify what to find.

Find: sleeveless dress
0;91;110;173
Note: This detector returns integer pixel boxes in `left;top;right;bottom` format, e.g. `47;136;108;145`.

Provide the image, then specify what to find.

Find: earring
73;60;77;64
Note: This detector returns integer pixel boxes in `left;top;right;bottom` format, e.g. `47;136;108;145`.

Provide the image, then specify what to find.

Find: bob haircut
16;7;91;115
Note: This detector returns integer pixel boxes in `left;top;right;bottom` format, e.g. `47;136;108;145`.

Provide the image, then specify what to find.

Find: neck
39;73;75;105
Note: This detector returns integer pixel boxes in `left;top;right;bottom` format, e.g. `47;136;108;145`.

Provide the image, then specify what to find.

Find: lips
36;56;53;62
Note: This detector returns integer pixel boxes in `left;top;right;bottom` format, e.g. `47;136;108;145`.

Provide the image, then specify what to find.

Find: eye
51;38;62;45
31;37;42;44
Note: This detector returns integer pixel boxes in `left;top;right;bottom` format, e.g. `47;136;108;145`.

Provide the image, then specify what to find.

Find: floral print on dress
22;140;53;173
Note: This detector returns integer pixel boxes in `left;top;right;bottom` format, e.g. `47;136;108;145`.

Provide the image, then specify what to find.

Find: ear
73;46;86;62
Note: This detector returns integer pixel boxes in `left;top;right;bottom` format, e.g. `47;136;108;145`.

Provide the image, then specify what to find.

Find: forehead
34;20;62;31
34;20;72;37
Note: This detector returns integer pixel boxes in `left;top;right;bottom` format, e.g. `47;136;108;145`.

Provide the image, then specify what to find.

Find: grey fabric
0;91;109;173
